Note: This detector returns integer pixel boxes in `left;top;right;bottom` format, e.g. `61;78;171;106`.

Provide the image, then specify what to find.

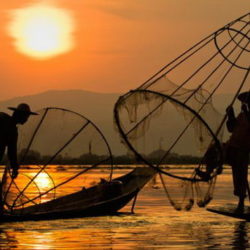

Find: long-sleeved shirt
0;112;18;169
227;111;250;151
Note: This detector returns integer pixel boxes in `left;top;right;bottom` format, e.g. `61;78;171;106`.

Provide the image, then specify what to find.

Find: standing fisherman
0;103;37;210
226;91;250;212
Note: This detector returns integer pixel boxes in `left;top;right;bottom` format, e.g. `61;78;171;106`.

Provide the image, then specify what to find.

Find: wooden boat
1;167;156;222
207;204;250;221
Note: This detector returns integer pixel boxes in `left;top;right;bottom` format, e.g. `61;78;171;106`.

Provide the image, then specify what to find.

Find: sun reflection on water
33;172;53;191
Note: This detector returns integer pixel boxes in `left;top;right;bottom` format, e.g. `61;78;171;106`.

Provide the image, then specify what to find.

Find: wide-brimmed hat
238;91;250;104
8;103;38;115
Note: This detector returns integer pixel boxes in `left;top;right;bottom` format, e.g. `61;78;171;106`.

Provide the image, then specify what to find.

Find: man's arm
242;104;250;121
226;105;236;133
7;132;19;178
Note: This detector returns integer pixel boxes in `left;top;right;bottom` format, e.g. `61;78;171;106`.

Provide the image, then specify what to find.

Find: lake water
0;166;249;249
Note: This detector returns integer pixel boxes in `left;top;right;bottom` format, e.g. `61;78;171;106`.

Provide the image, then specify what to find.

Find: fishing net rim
5;107;114;211
214;27;250;70
114;89;223;182
134;12;249;91
227;28;250;53
140;18;249;97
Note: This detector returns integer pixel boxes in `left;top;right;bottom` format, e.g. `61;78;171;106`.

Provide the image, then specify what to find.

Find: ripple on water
0;169;248;249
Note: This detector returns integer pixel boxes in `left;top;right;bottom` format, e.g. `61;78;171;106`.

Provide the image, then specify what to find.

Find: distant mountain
0;90;126;155
0;89;235;156
0;89;119;120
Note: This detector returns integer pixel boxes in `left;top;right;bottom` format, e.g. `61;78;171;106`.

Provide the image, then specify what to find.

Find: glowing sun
7;3;75;60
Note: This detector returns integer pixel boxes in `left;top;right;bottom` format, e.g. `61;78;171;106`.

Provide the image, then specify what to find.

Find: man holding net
0;103;37;179
226;91;250;212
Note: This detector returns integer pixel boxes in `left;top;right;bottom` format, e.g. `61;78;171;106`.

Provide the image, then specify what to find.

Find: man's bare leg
236;196;244;213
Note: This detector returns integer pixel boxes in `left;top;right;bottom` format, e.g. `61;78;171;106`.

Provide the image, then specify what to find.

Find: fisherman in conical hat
0;103;37;179
226;91;250;212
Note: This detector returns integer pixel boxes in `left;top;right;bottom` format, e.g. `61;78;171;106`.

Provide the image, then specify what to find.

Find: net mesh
114;13;249;210
2;108;113;214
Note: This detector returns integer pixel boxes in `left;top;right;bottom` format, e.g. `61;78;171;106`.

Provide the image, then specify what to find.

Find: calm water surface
0;167;249;249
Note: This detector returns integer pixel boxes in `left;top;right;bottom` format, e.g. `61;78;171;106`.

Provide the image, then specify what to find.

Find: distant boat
56;165;66;171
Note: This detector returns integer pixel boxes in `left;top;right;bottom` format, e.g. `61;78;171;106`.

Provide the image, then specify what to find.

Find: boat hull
1;167;156;222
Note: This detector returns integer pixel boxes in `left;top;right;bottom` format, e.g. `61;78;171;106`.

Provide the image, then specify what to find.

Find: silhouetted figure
0;103;37;179
226;91;250;212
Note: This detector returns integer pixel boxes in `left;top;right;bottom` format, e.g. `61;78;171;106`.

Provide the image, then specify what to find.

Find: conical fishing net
2;108;113;214
114;13;249;210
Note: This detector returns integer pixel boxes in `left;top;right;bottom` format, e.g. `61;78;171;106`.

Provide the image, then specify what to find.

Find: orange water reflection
4;165;113;208
0;167;249;249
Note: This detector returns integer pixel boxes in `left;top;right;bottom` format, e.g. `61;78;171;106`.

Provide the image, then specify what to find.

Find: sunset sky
0;0;248;100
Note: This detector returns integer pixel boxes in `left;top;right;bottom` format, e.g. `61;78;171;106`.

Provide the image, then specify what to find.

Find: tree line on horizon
1;149;202;165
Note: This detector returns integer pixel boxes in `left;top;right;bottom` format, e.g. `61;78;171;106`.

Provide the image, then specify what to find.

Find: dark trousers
227;146;249;198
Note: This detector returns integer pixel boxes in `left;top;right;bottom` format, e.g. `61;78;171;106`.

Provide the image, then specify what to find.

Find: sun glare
7;3;75;60
34;172;52;191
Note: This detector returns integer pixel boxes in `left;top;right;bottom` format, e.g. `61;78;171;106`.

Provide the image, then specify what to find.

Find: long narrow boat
0;167;156;222
207;205;250;221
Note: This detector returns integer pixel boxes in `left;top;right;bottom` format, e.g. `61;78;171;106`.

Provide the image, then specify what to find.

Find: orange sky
0;0;249;100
